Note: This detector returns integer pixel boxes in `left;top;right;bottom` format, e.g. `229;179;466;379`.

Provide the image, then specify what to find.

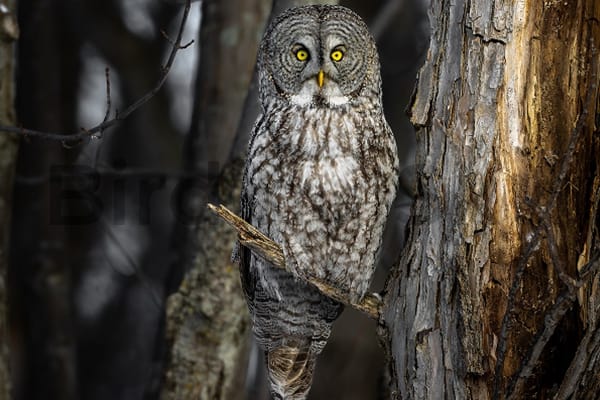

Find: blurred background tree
2;0;426;399
0;0;19;398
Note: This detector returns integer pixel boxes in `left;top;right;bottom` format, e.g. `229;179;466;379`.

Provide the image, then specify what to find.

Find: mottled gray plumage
236;5;398;399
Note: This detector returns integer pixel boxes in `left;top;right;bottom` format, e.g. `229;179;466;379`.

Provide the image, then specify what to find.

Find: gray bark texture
382;0;600;399
0;1;18;398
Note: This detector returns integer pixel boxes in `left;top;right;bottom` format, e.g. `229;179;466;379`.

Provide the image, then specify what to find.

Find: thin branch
506;288;578;400
493;232;542;399
507;195;600;399
14;167;201;186
0;0;194;144
579;251;600;280
554;313;600;399
525;197;579;290
506;254;585;400
102;67;111;129
207;203;383;320
160;29;195;49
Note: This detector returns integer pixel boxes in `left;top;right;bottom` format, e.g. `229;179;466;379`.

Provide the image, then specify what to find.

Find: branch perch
207;203;383;320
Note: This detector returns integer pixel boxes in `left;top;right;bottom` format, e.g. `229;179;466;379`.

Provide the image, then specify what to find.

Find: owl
236;5;398;399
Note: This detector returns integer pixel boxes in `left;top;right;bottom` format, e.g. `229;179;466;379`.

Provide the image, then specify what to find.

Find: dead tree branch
554;302;600;399
0;0;193;145
207;203;383;320
507;248;600;399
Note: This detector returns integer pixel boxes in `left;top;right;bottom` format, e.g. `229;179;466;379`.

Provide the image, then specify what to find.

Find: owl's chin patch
324;94;350;106
290;92;314;106
290;81;350;107
290;93;350;107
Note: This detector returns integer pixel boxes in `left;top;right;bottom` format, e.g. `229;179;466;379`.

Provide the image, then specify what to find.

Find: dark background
8;0;428;398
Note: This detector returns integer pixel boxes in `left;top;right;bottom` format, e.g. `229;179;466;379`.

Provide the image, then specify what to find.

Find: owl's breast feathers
244;101;398;299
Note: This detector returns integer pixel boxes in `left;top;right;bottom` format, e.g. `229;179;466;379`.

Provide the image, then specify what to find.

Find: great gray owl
236;5;398;399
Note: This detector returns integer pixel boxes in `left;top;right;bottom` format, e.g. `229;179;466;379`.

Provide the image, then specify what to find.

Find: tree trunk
10;1;82;398
383;0;600;399
160;1;271;399
0;2;19;398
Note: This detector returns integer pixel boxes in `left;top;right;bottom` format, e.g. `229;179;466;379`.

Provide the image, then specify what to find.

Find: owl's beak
317;70;324;88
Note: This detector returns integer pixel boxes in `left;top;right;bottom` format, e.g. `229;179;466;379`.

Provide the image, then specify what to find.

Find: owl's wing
235;180;256;303
233;120;263;304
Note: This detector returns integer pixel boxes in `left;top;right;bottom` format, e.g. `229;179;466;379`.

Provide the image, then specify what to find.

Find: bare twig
524;197;579;289
0;0;193;144
207;203;383;319
506;288;578;400
160;29;195;49
507;195;600;399
102;67;111;128
554;305;600;399
579;250;600;280
15;167;201;186
493;232;542;399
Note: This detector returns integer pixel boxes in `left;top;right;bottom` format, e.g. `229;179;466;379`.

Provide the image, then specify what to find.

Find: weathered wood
382;0;600;398
0;2;19;398
207;203;383;319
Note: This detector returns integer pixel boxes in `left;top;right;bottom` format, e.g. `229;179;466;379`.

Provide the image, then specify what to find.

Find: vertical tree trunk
160;1;271;399
0;2;19;398
383;0;600;398
11;2;82;398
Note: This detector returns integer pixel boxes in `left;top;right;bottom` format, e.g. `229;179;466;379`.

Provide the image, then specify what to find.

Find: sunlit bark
383;0;600;398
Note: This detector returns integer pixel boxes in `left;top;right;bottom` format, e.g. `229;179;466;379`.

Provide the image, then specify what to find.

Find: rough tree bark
160;1;271;399
383;0;600;399
0;2;18;398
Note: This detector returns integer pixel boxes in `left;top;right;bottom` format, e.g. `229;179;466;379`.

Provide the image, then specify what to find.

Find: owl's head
258;5;380;108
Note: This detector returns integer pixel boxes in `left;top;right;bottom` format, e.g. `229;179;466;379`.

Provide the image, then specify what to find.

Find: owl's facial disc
263;7;376;107
289;49;350;107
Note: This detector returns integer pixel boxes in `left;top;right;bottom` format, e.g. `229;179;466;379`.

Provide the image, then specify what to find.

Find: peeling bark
383;0;600;398
0;1;19;398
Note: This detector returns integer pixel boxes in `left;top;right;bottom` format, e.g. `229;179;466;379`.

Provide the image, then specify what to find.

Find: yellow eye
331;49;344;62
295;48;309;61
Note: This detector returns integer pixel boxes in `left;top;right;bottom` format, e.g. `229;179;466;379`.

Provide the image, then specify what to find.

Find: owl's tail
266;342;317;400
